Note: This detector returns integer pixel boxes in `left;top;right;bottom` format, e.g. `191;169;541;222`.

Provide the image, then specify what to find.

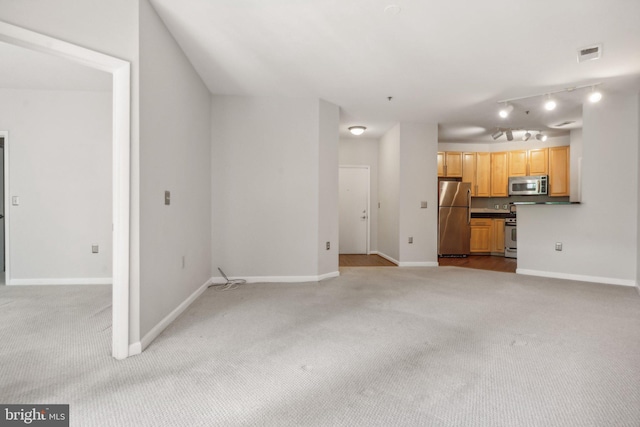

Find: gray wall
139;0;212;338
378;124;401;262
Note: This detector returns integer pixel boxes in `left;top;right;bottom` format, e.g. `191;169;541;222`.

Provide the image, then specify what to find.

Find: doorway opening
0;22;131;359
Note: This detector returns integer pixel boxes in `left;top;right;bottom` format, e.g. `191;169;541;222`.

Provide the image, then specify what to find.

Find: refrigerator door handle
467;188;471;224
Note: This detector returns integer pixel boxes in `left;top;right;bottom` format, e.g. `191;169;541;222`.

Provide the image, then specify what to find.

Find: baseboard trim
398;261;439;267
7;278;112;285
376;252;399;265
368;251;379;255
133;278;212;354
516;268;636;287
210;271;340;285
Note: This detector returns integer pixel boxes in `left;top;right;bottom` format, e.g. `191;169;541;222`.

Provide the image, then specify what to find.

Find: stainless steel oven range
504;217;517;258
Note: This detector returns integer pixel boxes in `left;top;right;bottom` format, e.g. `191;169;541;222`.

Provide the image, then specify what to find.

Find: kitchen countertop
512;201;581;205
470;208;515;218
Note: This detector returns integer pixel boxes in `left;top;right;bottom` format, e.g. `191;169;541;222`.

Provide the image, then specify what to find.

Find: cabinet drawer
470;219;491;226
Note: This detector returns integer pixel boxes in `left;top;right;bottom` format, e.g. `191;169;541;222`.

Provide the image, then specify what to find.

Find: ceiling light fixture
535;132;547;142
522;131;531;141
544;95;557;111
588;87;602;103
505;129;514;141
348;126;366;136
498;104;514;118
491;129;504;140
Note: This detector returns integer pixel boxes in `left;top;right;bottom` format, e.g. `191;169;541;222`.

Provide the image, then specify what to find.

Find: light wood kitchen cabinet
462;152;491;197
492;218;505;254
508;148;548;176
437;151;463;177
549;146;570;196
490;152;509;197
470;218;492;253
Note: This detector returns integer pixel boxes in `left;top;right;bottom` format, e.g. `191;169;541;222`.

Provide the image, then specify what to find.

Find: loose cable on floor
208;267;246;291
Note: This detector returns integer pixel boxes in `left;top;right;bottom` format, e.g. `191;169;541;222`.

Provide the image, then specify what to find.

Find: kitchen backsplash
471;195;570;209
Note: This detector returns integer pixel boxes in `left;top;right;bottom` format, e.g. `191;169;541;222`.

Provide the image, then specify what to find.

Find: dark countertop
471;212;516;218
512;201;581;205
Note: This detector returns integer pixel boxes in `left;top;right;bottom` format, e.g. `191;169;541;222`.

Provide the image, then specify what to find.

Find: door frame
339;165;371;255
0;22;131;360
0;132;9;283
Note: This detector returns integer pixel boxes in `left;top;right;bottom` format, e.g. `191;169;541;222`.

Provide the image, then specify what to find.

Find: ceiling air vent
554;121;575;127
577;44;602;63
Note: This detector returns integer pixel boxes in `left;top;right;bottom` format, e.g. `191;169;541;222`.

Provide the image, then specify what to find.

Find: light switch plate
555;242;563;251
92;245;99;254
12;196;19;206
164;191;170;205
421;201;428;208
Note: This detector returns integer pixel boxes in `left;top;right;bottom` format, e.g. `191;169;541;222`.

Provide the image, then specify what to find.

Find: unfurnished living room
1;1;639;426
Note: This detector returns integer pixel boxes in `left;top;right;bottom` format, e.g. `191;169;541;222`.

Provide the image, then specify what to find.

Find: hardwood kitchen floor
438;255;517;273
339;254;397;267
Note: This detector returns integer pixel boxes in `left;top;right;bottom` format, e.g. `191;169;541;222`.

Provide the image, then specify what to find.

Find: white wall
138;0;212;338
339;138;379;252
518;93;639;286
378;124;400;262
0;88;112;282
569;129;582;202
211;95;337;280
399;123;438;265
317;100;339;276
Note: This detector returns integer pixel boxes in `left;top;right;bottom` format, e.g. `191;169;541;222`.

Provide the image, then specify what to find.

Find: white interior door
339;166;369;254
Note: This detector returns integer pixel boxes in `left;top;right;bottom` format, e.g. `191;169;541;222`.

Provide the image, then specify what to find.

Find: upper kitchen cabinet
463;152;491;197
437;151;463;177
508;148;548;176
549;146;570;197
490;151;509;197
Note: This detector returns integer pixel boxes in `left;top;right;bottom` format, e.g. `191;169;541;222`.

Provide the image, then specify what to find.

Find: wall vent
577;44;602;62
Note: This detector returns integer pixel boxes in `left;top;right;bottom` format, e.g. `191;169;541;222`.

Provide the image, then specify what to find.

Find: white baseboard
7;278;112;285
398;261;439;267
376;252;399;265
368;251;379;255
129;278;212;356
210;271;340;285
516;268;636;287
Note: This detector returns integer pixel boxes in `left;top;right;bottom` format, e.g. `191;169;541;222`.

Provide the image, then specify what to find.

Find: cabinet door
492;219;505;253
508;150;528;177
490;152;509;197
462;152;476;195
475;152;491;197
445;152;463;177
470;219;492;253
529;148;549;176
549;146;570;196
437;152;445;177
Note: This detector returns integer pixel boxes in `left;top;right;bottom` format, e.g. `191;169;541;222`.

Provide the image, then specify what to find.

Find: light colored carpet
1;267;639;426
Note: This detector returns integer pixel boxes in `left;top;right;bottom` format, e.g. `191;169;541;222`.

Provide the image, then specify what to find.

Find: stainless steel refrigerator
438;181;471;256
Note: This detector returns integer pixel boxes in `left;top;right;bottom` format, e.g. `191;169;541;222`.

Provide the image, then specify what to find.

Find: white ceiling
0;41;111;92
149;0;640;142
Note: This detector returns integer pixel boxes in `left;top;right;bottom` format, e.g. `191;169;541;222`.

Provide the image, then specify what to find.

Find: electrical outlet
503;204;508;210
92;245;99;254
494;204;500;210
408;237;413;244
555;242;563;251
326;241;330;250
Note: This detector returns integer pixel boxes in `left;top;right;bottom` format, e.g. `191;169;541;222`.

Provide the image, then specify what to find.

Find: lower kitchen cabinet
470;219;492;253
491;218;505;254
471;218;505;255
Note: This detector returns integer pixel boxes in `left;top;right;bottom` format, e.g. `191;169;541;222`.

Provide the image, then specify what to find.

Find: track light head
535;132;548;142
589;87;602;103
498;104;514;118
491;130;503;140
522;131;531;141
506;129;513;141
544;96;557;111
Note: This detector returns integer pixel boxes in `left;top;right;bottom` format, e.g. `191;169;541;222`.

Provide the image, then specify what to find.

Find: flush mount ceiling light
522;131;531;141
491;129;504;140
588;86;603;103
348;126;366;136
498;104;514;119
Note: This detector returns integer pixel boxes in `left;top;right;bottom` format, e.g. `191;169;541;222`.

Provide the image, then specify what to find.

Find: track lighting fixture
535;132;547;142
544;95;557;111
491;130;504;140
588;87;602;103
505;129;513;141
522;131;531;141
498;104;514;118
348;126;366;136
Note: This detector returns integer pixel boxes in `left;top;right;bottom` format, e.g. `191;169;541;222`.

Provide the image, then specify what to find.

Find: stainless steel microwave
508;175;548;195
